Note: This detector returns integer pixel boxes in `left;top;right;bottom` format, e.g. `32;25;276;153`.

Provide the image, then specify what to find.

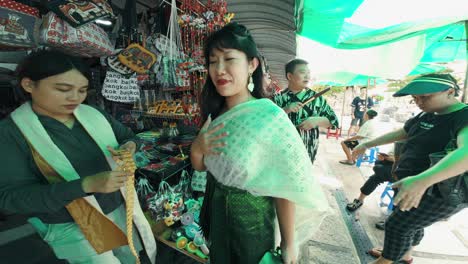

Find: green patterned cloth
274;89;339;162
201;173;275;264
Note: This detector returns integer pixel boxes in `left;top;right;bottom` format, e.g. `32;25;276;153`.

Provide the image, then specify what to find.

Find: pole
365;77;370;110
124;0;138;37
340;87;347;130
462;21;468;103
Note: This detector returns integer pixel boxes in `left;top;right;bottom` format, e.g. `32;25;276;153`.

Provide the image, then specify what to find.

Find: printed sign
101;71;140;103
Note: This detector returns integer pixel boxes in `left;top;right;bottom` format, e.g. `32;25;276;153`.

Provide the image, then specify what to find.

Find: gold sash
30;145;128;254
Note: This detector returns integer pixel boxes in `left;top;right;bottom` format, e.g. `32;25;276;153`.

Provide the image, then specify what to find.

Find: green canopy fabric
312;63;446;86
297;0;468;49
315;75;386;86
295;0;364;48
421;23;466;62
296;0;465;82
297;35;426;79
296;0;467;101
408;63;447;76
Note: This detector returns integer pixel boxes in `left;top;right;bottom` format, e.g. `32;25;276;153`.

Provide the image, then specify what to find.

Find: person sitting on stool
340;109;379;165
346;152;395;211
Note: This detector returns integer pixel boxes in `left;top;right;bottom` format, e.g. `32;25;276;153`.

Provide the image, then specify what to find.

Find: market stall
0;0;239;263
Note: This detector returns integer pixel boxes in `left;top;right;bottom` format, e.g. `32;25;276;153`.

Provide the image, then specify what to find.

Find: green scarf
11;102;118;181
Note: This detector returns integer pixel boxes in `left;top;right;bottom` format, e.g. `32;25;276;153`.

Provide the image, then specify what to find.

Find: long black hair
201;22;265;121
15;49;90;102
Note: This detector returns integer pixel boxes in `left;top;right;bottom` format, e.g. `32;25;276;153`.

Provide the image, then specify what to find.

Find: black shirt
395;106;468;180
351;97;374;118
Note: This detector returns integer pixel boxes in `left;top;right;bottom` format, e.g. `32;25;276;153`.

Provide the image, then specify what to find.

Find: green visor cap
393;74;458;97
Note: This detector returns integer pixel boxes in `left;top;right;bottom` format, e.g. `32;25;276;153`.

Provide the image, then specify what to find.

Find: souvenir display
147;174;209;260
0;0;40;50
0;1;238;263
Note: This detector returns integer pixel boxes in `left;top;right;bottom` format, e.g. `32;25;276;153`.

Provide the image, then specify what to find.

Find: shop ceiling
227;0;296;88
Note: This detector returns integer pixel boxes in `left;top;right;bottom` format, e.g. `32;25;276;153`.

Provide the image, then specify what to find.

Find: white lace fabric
204;99;329;211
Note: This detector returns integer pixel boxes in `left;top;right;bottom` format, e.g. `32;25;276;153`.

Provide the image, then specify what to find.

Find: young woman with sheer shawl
190;23;330;264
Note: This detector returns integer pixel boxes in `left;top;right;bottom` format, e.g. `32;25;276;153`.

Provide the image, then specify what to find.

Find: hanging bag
161;0;187;88
428;151;468;207
173;170;192;201
117;43;157;74
46;0;114;28
40;12;114;57
147;181;175;222
427;107;468;207
107;49;134;76
0;0;40;50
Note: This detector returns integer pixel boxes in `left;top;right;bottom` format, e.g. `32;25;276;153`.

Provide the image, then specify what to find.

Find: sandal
375;220;385;230
367;248;414;264
346;199;363;212
339;160;355;165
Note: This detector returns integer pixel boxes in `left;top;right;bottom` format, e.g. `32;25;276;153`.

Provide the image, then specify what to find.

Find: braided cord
119;151;140;264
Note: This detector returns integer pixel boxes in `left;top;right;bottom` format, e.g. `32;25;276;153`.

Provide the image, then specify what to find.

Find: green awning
297;0;468;49
296;0;465;82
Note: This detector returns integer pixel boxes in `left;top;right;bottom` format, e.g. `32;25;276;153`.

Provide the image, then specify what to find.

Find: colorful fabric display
40;12;114;57
0;0;40;50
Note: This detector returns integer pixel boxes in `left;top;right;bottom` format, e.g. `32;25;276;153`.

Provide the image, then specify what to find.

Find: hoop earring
247;73;254;92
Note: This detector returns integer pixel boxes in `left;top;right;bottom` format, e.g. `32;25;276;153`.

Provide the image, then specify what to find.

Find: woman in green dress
191;23;328;264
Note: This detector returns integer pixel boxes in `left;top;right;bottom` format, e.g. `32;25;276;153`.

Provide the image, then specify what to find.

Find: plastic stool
379;182;394;214
356;147;378;167
326;127;341;139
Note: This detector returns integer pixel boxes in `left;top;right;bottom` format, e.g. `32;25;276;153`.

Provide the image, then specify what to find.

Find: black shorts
351;118;363;126
344;140;359;150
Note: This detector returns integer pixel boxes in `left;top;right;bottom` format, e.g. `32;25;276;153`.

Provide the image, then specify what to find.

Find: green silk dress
201;173;275;264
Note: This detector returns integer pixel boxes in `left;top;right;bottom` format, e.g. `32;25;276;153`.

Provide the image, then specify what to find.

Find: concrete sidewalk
300;136;468;264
